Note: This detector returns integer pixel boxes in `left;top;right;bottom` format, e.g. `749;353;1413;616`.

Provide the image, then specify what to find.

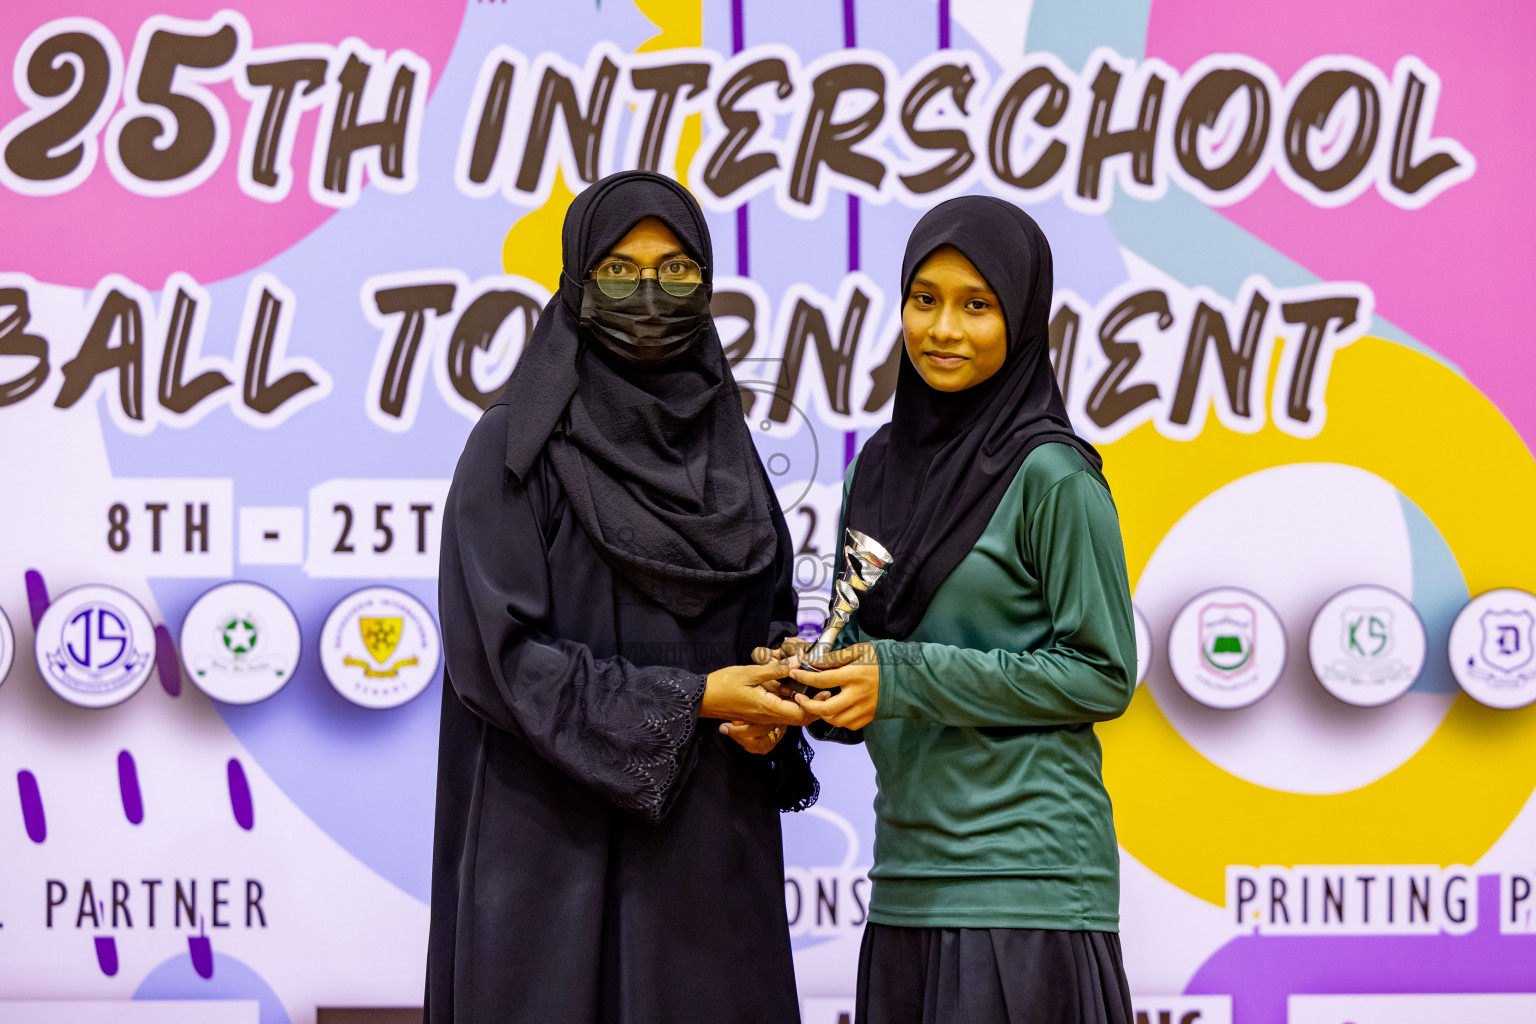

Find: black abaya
427;170;813;1023
426;414;810;1023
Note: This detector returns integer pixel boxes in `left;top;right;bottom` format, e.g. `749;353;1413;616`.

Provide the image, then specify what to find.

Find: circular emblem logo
34;584;157;708
1307;585;1425;707
1448;588;1536;709
0;603;15;689
180;582;302;704
1133;603;1151;686
320;586;440;709
1168;587;1287;709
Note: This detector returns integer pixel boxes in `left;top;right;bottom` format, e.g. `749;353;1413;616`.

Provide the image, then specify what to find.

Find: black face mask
579;278;710;365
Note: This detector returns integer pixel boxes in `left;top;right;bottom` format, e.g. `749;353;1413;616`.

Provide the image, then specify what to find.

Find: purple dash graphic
24;569;49;628
154;624;181;697
17;769;45;843
118;750;144;825
227;758;254;831
95;935;119;976
189;919;214;979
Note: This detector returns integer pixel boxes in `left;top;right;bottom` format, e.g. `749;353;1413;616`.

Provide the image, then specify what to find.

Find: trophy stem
802;625;843;671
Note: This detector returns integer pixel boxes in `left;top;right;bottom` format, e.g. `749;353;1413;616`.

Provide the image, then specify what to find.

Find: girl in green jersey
769;195;1137;1024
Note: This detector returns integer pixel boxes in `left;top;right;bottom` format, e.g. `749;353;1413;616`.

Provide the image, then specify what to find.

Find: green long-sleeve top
834;441;1136;930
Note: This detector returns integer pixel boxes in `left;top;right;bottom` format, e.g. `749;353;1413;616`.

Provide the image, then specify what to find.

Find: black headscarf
845;195;1102;640
494;170;778;619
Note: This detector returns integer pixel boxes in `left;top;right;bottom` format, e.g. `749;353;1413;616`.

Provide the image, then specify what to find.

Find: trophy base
808;720;864;745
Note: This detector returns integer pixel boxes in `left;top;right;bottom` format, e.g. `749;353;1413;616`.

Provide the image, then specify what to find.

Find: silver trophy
786;528;893;695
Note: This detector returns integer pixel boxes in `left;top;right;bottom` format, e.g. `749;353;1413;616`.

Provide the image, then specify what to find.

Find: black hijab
846;195;1102;640
494;170;778;619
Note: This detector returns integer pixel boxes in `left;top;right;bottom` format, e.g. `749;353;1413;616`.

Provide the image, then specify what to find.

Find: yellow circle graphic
1097;337;1536;905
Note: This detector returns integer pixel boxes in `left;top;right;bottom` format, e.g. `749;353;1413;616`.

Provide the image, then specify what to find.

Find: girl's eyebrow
606;248;691;262
909;275;997;296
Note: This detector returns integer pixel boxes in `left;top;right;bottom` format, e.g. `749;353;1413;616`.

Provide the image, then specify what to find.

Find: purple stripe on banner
95;936;119;977
736;205;750;277
118;750;144;825
227;758;254;831
939;0;951;49
732;1;749;277
25;569;49;628
842;0;860;477
17;769;45;843
154;624;181;697
847;194;861;272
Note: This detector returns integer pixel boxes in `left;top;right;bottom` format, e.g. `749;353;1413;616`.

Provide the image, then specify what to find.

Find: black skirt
856;923;1134;1024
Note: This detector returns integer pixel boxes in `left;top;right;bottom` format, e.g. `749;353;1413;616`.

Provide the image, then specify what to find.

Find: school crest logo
321;586;440;708
180;582;301;704
1199;603;1255;675
1308;586;1424;706
221;616;258;656
350;617;419;677
33;584;156;708
1169;587;1286;709
1450;590;1536;708
1479;610;1534;677
1342;606;1393;659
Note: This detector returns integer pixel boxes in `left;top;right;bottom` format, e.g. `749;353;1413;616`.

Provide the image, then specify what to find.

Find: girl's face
901;245;1007;393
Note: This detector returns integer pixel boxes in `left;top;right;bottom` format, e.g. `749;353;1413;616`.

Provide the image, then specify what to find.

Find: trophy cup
783;528;893;698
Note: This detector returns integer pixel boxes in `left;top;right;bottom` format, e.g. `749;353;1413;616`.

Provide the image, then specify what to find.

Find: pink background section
1146;0;1536;449
0;1;464;287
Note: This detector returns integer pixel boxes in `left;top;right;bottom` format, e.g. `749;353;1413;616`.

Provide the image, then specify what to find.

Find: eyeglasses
591;256;704;299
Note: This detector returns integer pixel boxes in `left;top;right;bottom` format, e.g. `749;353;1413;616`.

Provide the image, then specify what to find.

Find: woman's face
902;245;1007;393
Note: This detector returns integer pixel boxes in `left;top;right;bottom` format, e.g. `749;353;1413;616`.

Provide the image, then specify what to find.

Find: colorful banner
1;2;1533;1022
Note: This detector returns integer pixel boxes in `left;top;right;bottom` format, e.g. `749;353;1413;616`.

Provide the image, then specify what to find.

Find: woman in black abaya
425;171;816;1024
